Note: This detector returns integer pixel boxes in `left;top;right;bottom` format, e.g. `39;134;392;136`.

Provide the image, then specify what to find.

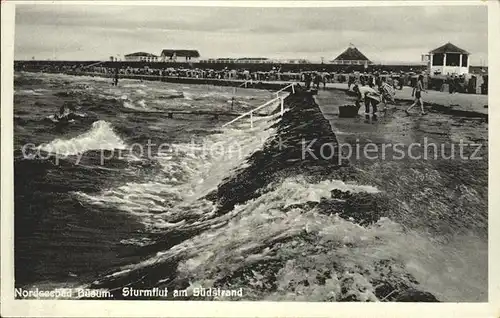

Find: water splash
75;113;280;230
40;120;126;155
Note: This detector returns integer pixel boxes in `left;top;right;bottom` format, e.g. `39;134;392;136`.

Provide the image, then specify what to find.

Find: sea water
13;72;487;302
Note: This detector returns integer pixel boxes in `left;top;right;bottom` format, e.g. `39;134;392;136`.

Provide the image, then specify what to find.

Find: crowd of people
16;62;420;87
15;62;487;97
349;70;441;118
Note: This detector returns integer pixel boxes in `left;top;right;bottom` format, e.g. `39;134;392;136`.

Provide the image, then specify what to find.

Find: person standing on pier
313;73;321;89
348;74;355;90
353;84;380;117
113;66;119;86
379;81;396;110
406;74;427;115
304;72;312;90
398;71;405;90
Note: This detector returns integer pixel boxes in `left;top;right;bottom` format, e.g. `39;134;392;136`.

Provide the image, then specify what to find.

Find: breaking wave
40;120;126;155
75;113;280;230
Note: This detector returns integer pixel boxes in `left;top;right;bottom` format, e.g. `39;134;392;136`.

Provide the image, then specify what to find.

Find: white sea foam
40;120;126;156
16;89;44;96
123;99;150;111
99;173;485;301
75;113;279;230
95;176;391;299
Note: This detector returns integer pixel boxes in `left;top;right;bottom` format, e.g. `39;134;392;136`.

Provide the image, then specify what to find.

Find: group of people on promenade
350;73;427;118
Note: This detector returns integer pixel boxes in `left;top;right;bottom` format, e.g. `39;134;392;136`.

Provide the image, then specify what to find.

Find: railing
275;82;296;98
222;82;297;128
222;97;284;128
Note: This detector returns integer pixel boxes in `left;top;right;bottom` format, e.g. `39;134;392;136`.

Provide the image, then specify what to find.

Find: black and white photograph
1;0;499;317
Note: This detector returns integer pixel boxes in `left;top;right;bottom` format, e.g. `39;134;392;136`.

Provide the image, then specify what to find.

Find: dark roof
161;49;200;58
430;42;469;54
332;46;371;62
125;52;157;57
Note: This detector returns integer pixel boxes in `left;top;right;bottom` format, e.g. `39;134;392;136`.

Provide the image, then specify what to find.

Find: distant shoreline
14;60;431;74
16;70;488;119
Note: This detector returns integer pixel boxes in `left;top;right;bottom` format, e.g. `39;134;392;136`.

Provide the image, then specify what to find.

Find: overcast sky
14;4;488;65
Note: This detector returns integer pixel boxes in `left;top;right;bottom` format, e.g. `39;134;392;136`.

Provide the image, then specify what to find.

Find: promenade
322;83;488;114
245;79;488;114
257;80;488;114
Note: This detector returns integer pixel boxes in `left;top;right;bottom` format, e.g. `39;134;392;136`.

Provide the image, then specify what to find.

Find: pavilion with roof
428;42;470;75
330;44;372;66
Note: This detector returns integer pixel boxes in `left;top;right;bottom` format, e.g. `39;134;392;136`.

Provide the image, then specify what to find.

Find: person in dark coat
313;73;321;89
304;73;312;90
348;74;355;90
449;75;455;94
113;66;119;86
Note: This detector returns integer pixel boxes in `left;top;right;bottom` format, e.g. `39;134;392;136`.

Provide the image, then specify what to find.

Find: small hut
427;42;470;76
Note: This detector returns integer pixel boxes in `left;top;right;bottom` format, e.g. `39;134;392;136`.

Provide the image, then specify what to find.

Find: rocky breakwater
205;88;439;302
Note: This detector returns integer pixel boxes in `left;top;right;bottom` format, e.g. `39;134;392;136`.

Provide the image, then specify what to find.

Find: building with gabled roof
429;42;469;55
124;52;159;62
330;44;372;66
425;42;470;75
160;49;200;62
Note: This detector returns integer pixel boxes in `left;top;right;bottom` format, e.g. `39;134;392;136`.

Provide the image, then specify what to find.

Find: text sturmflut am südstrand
121;287;244;298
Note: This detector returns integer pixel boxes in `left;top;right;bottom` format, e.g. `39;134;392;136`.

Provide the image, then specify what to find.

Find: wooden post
250;112;253;128
280;97;284;116
443;53;447;75
429;54;433;75
292;83;295;94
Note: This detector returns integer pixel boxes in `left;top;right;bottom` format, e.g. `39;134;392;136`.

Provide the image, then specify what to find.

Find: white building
124;52;159;62
424;42;470;76
160;49;200;62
